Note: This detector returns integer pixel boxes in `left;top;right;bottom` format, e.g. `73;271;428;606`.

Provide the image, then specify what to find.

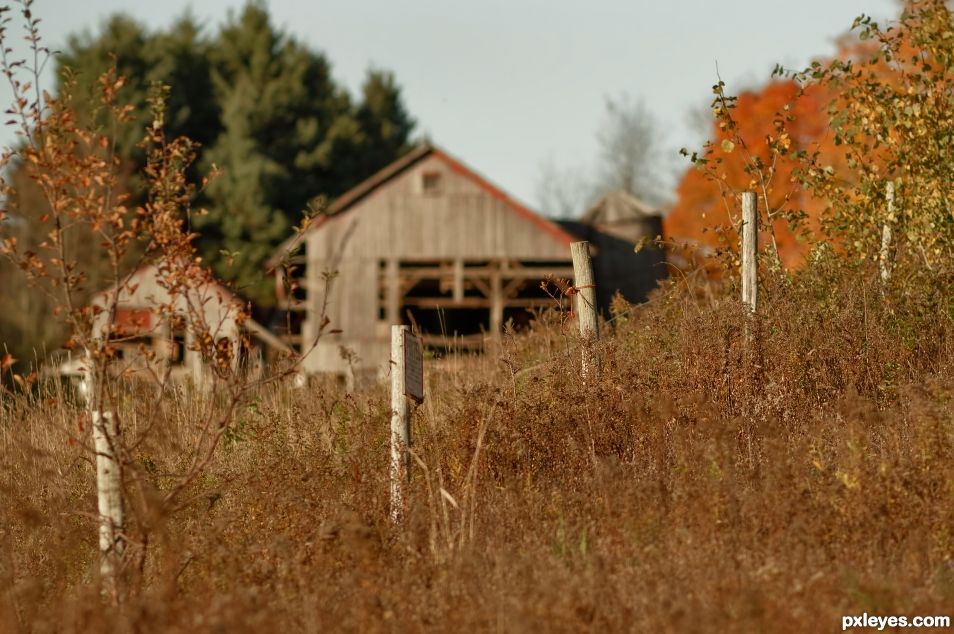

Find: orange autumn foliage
665;81;839;269
663;2;947;271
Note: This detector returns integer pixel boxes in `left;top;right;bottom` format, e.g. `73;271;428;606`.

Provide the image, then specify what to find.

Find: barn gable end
271;144;577;376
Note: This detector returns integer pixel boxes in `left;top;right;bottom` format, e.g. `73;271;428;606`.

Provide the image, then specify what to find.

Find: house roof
265;143;577;271
581;190;661;226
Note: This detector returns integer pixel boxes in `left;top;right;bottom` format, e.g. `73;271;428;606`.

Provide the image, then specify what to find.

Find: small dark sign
404;330;424;402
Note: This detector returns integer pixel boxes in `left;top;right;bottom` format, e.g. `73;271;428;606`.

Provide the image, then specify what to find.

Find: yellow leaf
721;139;735;153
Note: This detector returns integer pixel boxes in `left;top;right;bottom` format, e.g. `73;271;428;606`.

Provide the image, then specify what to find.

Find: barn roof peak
266;143;575;271
581;190;662;226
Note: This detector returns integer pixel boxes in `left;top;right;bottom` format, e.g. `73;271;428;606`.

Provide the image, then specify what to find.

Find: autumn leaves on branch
668;0;954;285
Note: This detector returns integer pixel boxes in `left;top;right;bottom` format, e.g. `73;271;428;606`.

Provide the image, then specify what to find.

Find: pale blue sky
0;0;897;209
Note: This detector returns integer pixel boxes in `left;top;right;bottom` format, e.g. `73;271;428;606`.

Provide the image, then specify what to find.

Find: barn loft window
421;170;442;194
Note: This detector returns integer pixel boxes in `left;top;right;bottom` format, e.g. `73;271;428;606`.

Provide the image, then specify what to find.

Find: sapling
0;0;332;601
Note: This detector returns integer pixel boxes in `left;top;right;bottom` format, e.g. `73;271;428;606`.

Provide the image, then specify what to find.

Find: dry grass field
1;264;953;633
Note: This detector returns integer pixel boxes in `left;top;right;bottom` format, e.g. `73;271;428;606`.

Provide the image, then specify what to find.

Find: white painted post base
93;411;124;583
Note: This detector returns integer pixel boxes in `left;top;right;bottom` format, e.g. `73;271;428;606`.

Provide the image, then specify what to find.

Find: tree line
1;1;415;368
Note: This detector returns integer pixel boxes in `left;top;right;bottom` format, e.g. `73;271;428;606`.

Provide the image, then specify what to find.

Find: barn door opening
377;258;574;353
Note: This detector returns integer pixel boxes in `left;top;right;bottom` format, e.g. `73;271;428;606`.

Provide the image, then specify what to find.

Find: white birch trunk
93;409;124;582
85;344;124;590
880;182;895;284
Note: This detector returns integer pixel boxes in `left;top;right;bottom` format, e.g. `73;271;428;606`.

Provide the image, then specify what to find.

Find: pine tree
352;69;415;183
197;2;355;301
25;1;415;304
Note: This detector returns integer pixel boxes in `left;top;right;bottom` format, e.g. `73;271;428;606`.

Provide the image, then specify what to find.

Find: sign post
404;329;424;403
390;325;424;523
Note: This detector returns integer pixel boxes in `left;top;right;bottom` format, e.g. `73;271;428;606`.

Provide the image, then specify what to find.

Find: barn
86;264;291;385
267;143;579;377
559;190;667;314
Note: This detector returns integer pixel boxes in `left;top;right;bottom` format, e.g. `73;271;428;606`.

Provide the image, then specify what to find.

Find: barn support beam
376;257;573;347
490;263;503;338
385;263;576;283
400;296;553;308
453;258;464;303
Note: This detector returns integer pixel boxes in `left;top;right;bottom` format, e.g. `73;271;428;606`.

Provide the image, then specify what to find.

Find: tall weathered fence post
741;192;758;314
388;326;424;524
389;325;410;523
880;181;895;285
570;241;599;380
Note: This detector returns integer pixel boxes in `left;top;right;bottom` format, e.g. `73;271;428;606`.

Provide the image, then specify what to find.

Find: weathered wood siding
308;155;570;261
300;153;573;375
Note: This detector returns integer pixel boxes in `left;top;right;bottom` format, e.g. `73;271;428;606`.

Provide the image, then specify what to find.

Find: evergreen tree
352;69;416;183
57;13;216;171
146;14;221;158
197;2;356;299
36;1;415;303
57;14;151;160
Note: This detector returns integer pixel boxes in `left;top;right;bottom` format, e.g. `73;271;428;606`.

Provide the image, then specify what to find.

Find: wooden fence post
84;347;124;597
880;181;895;285
92;408;124;591
389;325;410;523
741;192;758;314
570;241;599;380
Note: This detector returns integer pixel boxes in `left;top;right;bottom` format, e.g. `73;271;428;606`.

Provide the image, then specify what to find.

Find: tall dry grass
1;261;953;633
